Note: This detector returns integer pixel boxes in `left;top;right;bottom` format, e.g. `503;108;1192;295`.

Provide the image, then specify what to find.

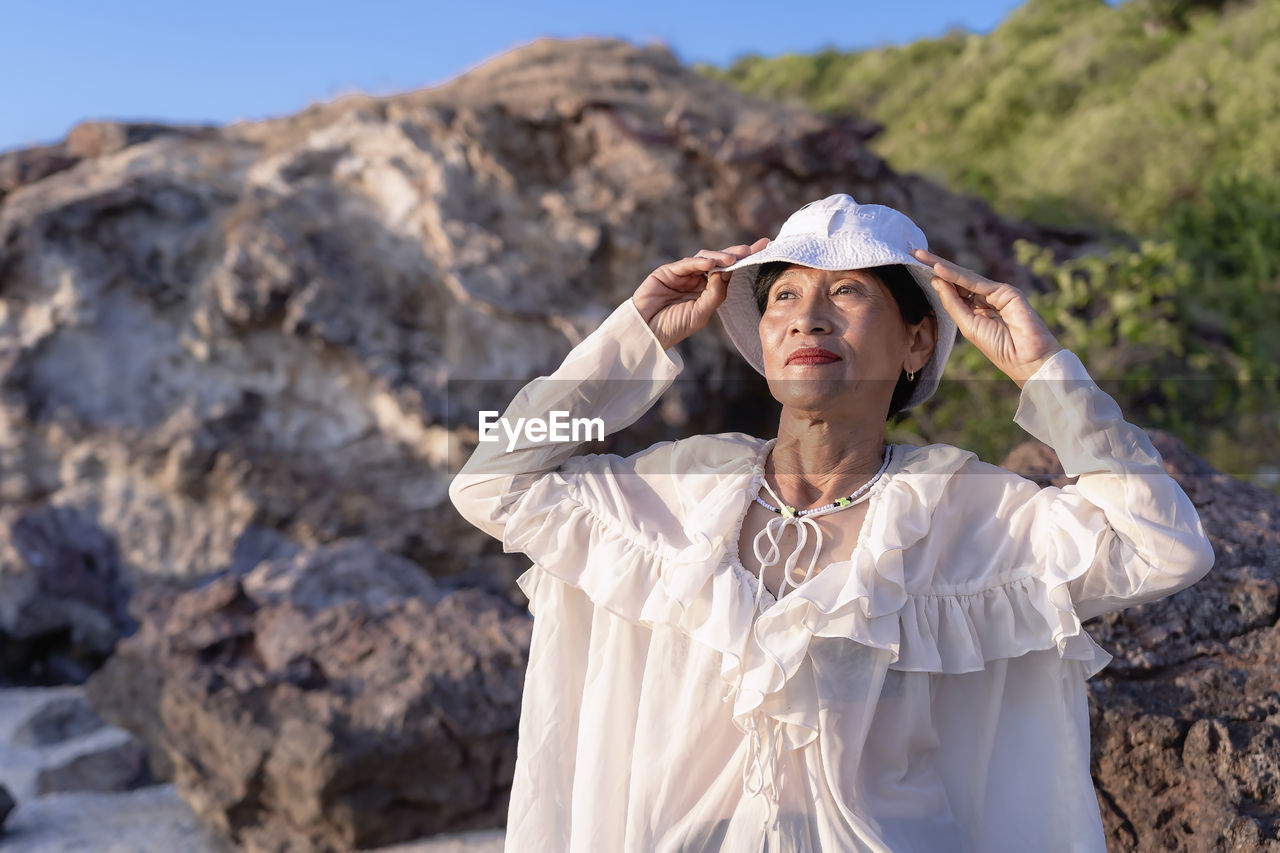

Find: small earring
907;369;916;382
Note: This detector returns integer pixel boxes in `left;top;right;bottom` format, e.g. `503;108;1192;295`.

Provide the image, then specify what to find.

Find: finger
663;254;723;281
701;267;730;309
702;237;772;274
711;237;771;262
725;237;770;256
694;248;742;264
931;263;1001;295
707;246;749;273
913;248;1001;293
929;276;978;329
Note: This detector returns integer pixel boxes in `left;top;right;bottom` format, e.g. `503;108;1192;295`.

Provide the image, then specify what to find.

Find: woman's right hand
631;238;769;350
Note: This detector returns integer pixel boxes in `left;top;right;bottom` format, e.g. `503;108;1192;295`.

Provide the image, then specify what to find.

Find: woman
449;194;1214;852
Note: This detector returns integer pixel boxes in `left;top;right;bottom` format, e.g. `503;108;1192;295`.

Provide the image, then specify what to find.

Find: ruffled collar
660;435;973;719
654;434;972;827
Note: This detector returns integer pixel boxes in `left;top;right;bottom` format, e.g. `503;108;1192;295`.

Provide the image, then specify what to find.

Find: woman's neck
767;408;887;510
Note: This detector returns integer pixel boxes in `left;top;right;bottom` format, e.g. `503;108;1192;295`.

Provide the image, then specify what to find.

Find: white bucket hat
714;193;956;411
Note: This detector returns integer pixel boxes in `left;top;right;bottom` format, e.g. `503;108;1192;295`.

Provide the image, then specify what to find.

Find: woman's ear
908;315;937;368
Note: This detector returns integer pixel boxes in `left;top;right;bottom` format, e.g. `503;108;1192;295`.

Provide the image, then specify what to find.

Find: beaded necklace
744;444;893;612
753;444;893;518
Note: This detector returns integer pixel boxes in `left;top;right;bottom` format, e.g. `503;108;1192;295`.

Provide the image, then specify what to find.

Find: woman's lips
786;347;841;366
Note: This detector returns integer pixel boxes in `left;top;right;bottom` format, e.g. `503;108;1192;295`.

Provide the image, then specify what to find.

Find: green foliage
891;232;1278;490
707;0;1280;236
1168;170;1280;363
1132;0;1238;31
709;0;1279;489
886;326;1025;470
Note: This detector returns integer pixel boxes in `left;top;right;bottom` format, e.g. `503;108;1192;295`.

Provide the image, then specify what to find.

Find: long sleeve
447;298;684;543
1007;348;1216;622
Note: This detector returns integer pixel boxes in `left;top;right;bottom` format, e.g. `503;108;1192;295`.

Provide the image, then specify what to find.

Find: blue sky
2;0;1034;154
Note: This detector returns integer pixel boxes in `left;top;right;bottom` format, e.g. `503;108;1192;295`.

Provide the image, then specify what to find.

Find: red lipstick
786;347;840;366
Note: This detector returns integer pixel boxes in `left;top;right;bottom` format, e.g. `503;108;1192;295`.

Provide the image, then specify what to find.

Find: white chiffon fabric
448;299;1215;852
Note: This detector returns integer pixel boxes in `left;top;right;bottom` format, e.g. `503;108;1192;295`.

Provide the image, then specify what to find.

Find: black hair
750;261;936;420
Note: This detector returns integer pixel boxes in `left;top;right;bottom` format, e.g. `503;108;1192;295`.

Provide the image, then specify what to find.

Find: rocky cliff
1007;436;1280;851
0;39;1067;594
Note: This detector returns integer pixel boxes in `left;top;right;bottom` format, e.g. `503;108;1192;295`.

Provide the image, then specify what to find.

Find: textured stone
0;143;79;201
0;781;13;831
87;539;529;852
0;686;151;801
63;121;218;160
0;783;231;852
0;38;1091;599
0;504;132;685
10;694;104;746
33;730;148;794
1003;430;1280;851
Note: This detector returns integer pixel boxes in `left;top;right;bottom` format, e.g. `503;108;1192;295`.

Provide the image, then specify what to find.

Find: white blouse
449;298;1215;853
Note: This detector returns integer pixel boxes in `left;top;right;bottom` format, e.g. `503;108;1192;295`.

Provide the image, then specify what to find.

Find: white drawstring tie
751;477;832;602
735;447;892;839
742;710;784;836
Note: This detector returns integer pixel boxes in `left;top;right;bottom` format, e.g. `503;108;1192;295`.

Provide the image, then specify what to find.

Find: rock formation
0;38;1079;598
10;693;105;747
0;686;152;830
88;539;530;853
0;504;133;685
1005;432;1280;851
0;782;12;832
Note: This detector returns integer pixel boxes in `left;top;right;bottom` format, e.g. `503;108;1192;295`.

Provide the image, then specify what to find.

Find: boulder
0;37;1090;599
0;782;231;852
32;729;148;795
88;539;531;852
10;694;104;746
0;143;79;201
0;782;12;831
0;120;215;205
1003;430;1280;850
63;120;218;160
0;685;152;801
0;504;132;685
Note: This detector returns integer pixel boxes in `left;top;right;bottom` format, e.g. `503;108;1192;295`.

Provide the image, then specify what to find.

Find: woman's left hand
912;248;1064;389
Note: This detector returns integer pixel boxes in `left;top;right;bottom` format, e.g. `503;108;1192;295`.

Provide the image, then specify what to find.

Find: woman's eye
773;289;796;301
835;284;861;296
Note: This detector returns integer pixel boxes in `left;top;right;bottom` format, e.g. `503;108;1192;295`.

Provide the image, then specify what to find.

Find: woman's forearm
447;298;684;542
1012;349;1216;620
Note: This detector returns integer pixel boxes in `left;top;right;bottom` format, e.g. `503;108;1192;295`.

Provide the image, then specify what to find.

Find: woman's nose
789;296;831;334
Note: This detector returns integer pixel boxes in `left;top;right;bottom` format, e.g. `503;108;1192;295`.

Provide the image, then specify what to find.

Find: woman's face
757;265;935;418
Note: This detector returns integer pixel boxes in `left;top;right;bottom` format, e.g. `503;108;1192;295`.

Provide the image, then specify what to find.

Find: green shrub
891;235;1278;492
709;0;1279;487
707;0;1280;236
